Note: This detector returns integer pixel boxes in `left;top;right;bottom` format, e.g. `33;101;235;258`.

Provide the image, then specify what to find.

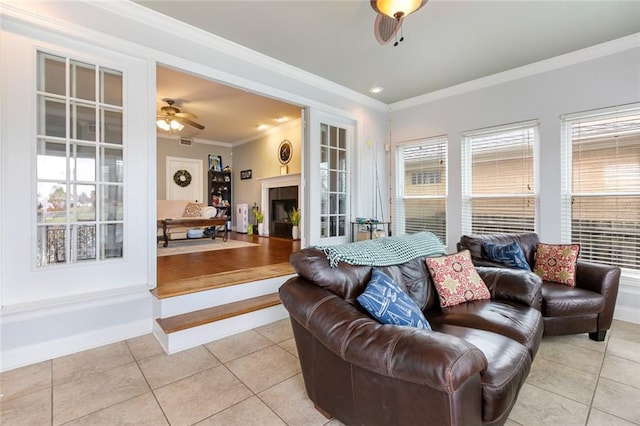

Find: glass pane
330;171;337;192
320;124;328;146
101;185;124;221
320;145;328;163
330;194;337;212
338;149;346;170
320;216;328;238
338;171;346;193
40;55;66;95
338;217;345;236
76;224;96;261
330;126;338;147
37;182;67;223
71;103;96;141
331;147;338;170
330;216;337;237
338;194;346;214
71;144;96;181
37;140;67;180
338;128;346;149
102;109;123;144
73;184;96;221
320;167;328;194
101;147;123;182
70;60;95;101
37;225;67;266
320;193;328;215
100;223;123;259
101;68;123;106
39;97;66;137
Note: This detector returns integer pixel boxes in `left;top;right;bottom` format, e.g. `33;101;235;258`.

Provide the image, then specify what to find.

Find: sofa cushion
432;324;532;424
183;202;202;217
429;300;543;358
533;243;580;286
459;233;539;268
357;269;431;329
541;282;605;317
483;241;531;271
426;250;490;308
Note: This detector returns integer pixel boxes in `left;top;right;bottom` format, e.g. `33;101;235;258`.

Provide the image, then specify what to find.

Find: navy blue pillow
357;269;431;330
483;241;531;271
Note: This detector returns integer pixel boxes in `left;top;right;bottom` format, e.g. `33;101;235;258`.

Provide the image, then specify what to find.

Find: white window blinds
462;122;538;235
394;137;447;244
561;104;640;271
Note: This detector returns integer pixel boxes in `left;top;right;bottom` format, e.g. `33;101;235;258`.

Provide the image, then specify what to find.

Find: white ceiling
145;1;640;142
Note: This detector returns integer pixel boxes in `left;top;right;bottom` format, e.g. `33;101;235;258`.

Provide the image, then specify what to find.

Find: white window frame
561;103;640;276
461;121;540;235
394;136;447;245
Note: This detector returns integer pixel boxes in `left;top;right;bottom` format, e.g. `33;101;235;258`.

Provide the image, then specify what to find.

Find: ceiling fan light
156;119;171;131
371;0;425;19
170;119;184;131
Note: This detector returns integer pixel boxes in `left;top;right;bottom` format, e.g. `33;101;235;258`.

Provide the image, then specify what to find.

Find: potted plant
253;206;264;235
290;207;300;240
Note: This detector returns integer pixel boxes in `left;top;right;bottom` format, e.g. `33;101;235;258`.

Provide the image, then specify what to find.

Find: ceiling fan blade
175;116;205;130
174;112;197;119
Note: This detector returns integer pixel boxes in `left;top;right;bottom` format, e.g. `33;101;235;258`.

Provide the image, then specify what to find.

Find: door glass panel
76;224;96;261
319;122;348;240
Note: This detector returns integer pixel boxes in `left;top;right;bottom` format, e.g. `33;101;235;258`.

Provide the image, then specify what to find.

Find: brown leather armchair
458;232;621;341
280;247;543;426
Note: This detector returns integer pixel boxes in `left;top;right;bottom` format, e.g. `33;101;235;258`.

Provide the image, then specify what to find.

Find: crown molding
391;32;640;112
93;1;389;113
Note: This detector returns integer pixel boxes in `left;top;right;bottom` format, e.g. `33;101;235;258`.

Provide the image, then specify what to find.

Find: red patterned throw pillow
533;243;580;286
425;250;490;308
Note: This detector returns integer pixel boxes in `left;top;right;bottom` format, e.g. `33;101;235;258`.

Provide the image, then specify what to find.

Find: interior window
36;52;124;266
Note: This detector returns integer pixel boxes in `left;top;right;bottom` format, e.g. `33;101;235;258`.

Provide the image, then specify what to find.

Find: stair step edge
156;292;281;334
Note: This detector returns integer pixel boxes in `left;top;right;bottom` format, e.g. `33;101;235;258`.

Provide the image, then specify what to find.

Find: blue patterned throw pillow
483;241;531;271
357;269;431;329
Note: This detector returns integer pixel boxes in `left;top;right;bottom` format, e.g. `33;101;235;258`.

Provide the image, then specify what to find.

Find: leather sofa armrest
477;267;543;310
280;278;488;393
575;261;621;330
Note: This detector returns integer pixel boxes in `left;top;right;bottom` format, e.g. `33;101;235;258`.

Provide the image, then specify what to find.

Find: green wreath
173;169;192;187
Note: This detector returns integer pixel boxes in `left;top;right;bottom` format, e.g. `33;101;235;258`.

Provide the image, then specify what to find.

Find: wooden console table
158;217;228;247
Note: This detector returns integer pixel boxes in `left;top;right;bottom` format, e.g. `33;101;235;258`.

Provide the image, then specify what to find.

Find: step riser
154;274;295;318
153;304;288;354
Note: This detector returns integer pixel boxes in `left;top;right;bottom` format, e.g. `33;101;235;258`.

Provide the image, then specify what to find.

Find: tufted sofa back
289;248;438;312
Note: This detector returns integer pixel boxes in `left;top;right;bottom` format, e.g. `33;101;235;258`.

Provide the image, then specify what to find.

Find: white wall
389;42;640;323
0;2;389;371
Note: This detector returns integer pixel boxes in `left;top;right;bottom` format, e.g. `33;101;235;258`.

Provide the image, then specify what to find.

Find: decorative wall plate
173;169;192;187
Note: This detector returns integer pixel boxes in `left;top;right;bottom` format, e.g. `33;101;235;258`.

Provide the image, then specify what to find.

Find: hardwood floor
156;232;301;285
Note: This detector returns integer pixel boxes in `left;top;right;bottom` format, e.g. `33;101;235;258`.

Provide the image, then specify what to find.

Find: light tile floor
1;319;639;425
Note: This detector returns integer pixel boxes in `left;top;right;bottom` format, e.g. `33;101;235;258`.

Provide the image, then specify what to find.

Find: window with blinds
561;104;640;271
394;137;447;244
462;122;538;235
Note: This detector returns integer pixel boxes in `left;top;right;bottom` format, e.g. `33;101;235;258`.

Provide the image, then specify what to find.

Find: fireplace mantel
260;174;301;237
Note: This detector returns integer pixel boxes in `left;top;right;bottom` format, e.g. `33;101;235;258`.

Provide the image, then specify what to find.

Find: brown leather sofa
458;232;621;341
279;247;544;426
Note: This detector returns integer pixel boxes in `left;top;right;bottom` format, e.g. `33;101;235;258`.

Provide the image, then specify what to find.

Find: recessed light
369;86;384;94
275;116;287;123
256;124;268;131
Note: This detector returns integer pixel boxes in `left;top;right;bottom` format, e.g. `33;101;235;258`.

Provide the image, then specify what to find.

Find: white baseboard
1;318;151;372
613;305;640;325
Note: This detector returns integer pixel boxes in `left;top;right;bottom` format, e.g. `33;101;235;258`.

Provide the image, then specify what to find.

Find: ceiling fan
156;98;205;131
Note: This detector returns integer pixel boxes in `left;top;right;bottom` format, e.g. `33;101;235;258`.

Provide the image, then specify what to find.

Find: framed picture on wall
240;169;252;180
208;154;223;172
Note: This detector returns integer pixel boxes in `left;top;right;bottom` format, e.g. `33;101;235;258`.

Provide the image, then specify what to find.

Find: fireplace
269;186;298;238
260;173;301;240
